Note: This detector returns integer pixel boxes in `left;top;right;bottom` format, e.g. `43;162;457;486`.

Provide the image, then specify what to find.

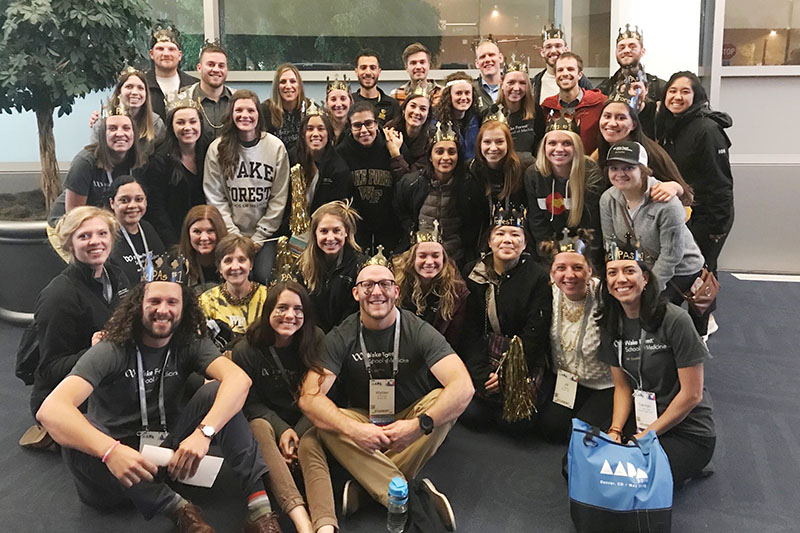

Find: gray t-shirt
321;308;454;412
70;337;220;439
599;303;714;438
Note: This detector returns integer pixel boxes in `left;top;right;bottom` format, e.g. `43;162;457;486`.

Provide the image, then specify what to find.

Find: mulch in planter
0;190;48;220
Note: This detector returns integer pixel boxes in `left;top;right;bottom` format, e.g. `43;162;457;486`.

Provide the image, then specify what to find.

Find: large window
219;0;559;71
571;0;611;70
151;0;204;70
723;0;800;65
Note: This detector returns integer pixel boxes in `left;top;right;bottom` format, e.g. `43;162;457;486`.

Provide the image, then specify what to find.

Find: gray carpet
1;272;799;532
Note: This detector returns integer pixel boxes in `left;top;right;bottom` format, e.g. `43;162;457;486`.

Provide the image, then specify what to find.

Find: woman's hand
279;428;300;464
383;127;403;157
607;428;623;443
484;372;500;395
650;181;683;203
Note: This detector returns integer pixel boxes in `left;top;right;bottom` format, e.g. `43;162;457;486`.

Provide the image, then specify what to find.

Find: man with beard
37;255;283;532
531;25;592;106
390;42;443;107
351;49;400;127
540;52;605;155
472;37;504;113
596;24;665;138
190;42;234;138
298;256;474;530
145;25;197;121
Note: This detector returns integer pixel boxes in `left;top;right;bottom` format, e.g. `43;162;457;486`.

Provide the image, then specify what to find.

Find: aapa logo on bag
600;459;649;484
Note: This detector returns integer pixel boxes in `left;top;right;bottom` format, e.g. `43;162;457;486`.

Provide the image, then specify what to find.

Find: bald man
298;264;473;529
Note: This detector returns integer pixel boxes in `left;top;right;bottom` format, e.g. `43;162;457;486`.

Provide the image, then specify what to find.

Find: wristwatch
418;414;434;435
198;424;216;439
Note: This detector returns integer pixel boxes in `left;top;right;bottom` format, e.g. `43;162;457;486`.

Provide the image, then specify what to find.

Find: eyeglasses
273;304;304;318
355;279;395;293
350;119;377;131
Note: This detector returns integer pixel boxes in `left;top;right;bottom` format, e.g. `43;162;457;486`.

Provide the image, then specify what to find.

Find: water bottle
386;476;408;533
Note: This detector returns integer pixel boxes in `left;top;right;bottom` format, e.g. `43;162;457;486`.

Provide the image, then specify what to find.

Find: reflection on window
219;0;557;70
571;0;611;69
151;0;205;71
723;0;800;65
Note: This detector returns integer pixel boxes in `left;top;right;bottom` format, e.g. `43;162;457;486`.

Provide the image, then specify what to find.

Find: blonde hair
534;129;587;228
392;242;463;321
298;200;361;293
57;206;119;255
497;71;535;120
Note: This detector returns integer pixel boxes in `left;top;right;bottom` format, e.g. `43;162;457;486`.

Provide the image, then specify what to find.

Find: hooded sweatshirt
204;132;290;243
600;175;705;291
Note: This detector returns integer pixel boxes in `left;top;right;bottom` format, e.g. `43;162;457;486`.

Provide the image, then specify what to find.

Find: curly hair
103;282;208;347
435;71;477;125
392;241;465;321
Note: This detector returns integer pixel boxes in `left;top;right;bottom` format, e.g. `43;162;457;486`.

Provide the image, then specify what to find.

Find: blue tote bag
568;418;673;532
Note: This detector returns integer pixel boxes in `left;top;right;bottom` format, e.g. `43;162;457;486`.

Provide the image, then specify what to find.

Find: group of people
24;21;733;532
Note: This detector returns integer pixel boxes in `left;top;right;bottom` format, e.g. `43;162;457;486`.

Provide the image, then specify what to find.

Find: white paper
141;444;224;488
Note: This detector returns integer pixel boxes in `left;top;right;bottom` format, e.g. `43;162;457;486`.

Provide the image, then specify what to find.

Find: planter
0;219;64;325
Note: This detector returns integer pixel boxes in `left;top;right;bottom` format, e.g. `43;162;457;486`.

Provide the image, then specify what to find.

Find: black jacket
394;168;488;265
458;254;551;391
298;246;365;333
31;261;130;415
145;69;197;121
351;88;400;127
658;105;734;233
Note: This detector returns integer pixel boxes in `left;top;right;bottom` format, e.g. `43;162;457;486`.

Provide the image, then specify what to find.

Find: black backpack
15;322;39;386
404;479;449;533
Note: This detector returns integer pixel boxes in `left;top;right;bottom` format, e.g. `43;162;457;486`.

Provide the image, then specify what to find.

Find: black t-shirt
108;221;166;284
320;308;453;412
70;337;220;439
599;304;714;437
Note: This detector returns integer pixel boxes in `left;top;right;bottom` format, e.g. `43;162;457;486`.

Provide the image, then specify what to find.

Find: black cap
605;141;648;167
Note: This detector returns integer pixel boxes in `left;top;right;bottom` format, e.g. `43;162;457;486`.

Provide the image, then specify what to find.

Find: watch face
201;425;215;437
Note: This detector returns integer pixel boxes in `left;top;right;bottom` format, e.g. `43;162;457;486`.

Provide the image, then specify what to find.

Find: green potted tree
0;0;150;323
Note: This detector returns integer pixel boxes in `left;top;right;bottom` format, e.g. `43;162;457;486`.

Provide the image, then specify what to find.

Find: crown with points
504;53;529;74
165;88;203;115
362;245;391;269
269;262;299;288
556;227;592;255
100;97;130;120
302;99;325;117
199;38;224;58
483;103;509;125
151;24;180;48
605;233;644;263
471;34;497;52
326;74;350;94
542;24;565;42
617;23;643;44
142;252;188;284
118;65;143;82
432;121;458;143
409;81;432;100
493;201;525;228
545;110;580;134
414;220;442;244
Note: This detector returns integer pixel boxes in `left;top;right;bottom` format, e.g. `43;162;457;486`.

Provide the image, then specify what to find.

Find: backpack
15;322;40;385
404;479;449;533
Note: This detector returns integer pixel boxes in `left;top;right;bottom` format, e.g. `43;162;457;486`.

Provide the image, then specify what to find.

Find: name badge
632;390;657;433
369;378;396;426
139;430;169;452
553;369;579;409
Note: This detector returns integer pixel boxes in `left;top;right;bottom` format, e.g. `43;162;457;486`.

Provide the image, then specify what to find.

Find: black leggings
536;372;615;443
659;430;716;485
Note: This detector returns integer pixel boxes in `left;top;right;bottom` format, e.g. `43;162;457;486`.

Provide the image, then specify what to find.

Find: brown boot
176;503;215;533
242;511;282;533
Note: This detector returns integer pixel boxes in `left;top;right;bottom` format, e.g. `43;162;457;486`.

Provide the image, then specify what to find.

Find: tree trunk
35;107;61;211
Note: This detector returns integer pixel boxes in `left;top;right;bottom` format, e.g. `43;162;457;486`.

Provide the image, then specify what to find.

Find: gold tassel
289;163;310;236
499;335;535;422
271;236;295;283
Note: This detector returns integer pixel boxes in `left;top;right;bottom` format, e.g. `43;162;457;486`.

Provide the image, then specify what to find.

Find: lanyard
359;308;401;379
121;224;150;272
106;170;113;186
268;346;294;392
136;346;171;432
571;291;593;376
617;325;647;391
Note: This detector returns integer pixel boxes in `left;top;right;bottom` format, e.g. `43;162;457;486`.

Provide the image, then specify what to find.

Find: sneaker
176;503;215;533
341;479;367;517
707;314;719;336
243;511;283;533
421;478;456;531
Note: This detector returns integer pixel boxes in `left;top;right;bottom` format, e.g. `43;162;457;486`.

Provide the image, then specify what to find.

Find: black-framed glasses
355;279;395;293
350;119;377;131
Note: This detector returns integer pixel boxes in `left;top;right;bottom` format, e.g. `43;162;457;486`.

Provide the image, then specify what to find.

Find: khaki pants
318;388;454;507
46;223;70;263
249;419;306;515
298;428;338;531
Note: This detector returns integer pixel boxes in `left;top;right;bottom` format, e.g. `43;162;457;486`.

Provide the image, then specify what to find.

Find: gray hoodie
600;175;704;291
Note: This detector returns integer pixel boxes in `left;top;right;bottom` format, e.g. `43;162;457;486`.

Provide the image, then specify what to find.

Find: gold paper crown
409;81;432;100
199;38;224;58
607;90;634;105
326;74;350;94
118;66;143;82
142;252;188;284
471;34;496;52
100;97;130;120
483;103;508;125
151;25;180;47
617;24;643;44
269;262;299;288
165;88;203;115
605;233;644;262
555;227;590;255
493;202;525;227
504;54;529;74
542;24;565;42
303;99;324;117
545;111;580;134
363;245;390;268
414;220;442;244
432;121;458;143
